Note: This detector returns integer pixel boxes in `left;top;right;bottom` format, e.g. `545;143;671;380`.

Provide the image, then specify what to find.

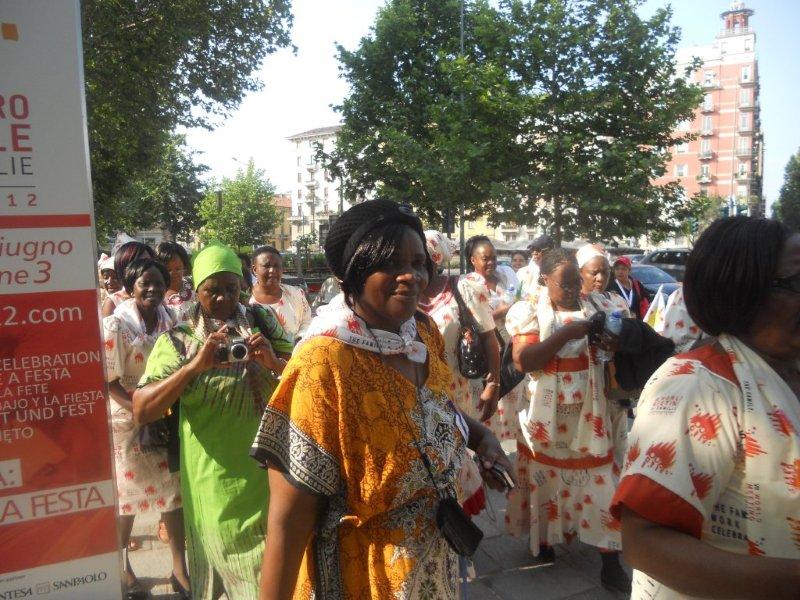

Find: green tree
487;0;702;245
82;0;293;236
127;136;208;241
324;0;525;228
198;160;280;248
773;151;800;230
683;194;725;242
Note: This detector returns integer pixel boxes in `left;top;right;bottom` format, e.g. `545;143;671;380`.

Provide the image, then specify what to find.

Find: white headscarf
97;253;115;271
576;243;608;269
424;230;456;268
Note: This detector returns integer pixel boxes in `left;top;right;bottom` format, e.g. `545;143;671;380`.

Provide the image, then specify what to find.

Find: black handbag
451;277;488;379
498;337;525;398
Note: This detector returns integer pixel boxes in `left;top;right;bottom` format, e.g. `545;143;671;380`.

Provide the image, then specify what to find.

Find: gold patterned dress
252;316;467;599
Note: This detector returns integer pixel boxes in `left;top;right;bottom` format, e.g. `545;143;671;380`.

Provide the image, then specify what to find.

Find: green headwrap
191;241;243;290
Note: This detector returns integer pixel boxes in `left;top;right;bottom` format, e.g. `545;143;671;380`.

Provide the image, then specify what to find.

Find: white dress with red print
250;283;310;342
103;299;181;516
420;273;521;442
656;287;709;353
612;335;800;600
505;291;623;554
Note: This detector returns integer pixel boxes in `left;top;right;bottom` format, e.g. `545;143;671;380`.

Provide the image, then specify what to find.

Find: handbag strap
450;276;480;332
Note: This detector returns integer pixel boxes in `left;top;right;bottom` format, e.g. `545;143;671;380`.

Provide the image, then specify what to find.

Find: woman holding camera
253;200;514;599
133;242;293;600
505;248;630;593
103;258;188;598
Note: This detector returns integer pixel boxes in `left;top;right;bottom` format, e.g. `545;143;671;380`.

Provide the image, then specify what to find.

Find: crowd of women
97;203;800;600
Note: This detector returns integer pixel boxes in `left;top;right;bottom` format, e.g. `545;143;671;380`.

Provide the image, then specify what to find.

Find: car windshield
631;265;677;284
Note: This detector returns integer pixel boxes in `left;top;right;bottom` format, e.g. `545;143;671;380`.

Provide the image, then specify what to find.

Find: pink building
658;2;763;216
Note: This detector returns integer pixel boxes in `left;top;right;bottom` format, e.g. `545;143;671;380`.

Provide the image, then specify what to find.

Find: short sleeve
251;339;343;497
611;357;741;537
505;300;539;341
456;275;494;333
102;315;126;383
138;331;183;387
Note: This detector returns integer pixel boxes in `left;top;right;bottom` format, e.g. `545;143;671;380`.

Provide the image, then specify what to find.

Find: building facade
287;126;348;251
657;2;764;216
265;193;292;252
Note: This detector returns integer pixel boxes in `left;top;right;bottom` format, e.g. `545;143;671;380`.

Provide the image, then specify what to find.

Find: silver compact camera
215;335;249;363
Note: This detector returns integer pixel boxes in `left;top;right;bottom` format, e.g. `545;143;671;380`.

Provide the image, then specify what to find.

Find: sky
183;0;800;213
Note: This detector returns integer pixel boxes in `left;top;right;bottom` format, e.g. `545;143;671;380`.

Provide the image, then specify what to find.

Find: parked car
630;265;680;302
638;247;691;281
623;253;644;263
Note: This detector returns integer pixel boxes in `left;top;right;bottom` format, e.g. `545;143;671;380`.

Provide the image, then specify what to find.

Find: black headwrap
324;200;425;280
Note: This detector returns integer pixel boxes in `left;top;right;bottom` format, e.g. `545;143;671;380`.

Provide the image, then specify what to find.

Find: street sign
0;2;122;598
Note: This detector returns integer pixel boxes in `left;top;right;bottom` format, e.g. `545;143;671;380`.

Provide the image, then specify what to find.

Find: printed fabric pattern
612;335;800;600
251;320;466;599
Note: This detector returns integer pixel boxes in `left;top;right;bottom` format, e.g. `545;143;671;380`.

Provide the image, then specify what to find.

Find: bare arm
259;468;323;600
132;329;229;424
621;506;800;599
492;303;511;321
108;379;132;412
101;297;116;317
512;321;591;373
462;413;517;491
476;330;501;421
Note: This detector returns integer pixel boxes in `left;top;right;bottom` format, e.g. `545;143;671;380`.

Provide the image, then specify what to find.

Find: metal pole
458;0;467;273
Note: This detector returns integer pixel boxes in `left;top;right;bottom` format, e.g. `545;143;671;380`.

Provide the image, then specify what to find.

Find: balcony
738;99;754;110
700;104;715;113
304;179;319;190
700;128;715;137
736;147;753;158
739;77;755;87
697;174;713;184
738;126;753;134
701;80;721;90
718;26;753;38
699;150;715;160
736;172;750;182
499;222;519;232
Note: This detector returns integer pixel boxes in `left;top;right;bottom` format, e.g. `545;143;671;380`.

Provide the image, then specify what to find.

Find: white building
287;126;348;250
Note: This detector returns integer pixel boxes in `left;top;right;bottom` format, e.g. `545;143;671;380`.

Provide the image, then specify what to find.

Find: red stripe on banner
0;214;92;228
0;508;119;573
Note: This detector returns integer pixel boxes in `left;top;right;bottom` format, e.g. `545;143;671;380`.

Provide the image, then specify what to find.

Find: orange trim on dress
513;333;540;345
677;343;739;386
610;473;703;539
517;441;613;469
543;354;589;374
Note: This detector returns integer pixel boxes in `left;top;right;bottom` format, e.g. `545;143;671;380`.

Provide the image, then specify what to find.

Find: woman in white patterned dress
249;245;311;343
103;258;188;598
505;248;630;593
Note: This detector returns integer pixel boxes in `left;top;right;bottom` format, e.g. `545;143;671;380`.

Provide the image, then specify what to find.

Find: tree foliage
81;0;293;236
773;151;800;230
327;0;702;245
324;0;525;227
198;160;280;248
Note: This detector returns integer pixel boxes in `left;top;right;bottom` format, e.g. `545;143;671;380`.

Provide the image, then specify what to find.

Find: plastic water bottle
504;284;516;305
597;311;623;362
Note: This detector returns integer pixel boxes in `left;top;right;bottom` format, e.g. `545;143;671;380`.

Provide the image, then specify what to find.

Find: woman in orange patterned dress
253;200;514;599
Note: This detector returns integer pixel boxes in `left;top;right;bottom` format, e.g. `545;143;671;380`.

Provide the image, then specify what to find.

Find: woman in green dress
133;241;293;600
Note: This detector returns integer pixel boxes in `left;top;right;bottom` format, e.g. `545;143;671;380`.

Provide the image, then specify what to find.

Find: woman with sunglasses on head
253;200;514;599
505;248;631;593
612;217;800;600
156;241;195;314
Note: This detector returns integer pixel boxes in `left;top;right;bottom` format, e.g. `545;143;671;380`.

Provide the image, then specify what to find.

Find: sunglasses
772;273;800;294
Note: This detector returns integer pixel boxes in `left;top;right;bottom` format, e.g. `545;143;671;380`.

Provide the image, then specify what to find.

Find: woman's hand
187;327;231;375
465;418;517;492
562;319;592;341
477;378;500;422
249;332;285;373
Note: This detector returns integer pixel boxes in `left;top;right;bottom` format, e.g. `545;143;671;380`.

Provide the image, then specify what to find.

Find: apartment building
657;1;764;216
264;193;292;252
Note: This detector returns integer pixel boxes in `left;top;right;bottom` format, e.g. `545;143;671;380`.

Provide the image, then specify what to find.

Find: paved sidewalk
128;459;631;599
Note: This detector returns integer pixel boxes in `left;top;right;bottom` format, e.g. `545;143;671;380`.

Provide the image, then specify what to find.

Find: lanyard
615;280;634;308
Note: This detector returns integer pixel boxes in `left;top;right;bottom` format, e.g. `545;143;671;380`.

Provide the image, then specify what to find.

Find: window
702;116;712;132
676;142;689;154
297;172;301;183
700;139;711;153
296;156;301;166
467;221;474;230
703;70;715;86
740;113;749;131
700;164;710;176
324;187;329;199
675;164;688;177
744;38;753;51
740;89;750;106
738;163;747;176
297;189;302;199
703;93;713;110
741;65;751;82
739;140;750;155
737;185;748;198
